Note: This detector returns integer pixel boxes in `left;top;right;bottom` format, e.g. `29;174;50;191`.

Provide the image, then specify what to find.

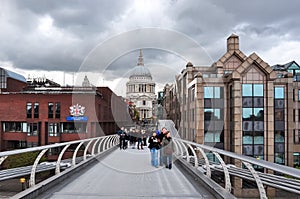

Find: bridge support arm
72;142;84;166
55;144;71;175
98;138;105;154
91;138;101;156
29;149;48;187
243;161;267;199
198;147;211;178
0;156;8;166
213;152;231;192
84;139;95;161
173;140;180;156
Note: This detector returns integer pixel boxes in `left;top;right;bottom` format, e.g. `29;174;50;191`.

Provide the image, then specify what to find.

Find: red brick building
0;67;130;151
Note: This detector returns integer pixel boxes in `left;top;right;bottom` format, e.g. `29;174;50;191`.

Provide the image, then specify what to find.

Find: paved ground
43;148;215;199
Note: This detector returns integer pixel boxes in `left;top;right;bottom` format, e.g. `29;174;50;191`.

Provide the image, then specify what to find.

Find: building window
0;69;7;88
274;86;285;164
3;122;27;132
242;84;264;159
27;103;32;118
294;152;300;167
204;87;223;99
34;103;39;118
190;86;195;101
204;86;224;149
274;87;284;99
49;123;60;136
55;102;61;118
191;109;195;121
295;130;300;144
143;100;146;105
48;102;54;118
298;90;300;101
61;122;87;133
27;123;38;136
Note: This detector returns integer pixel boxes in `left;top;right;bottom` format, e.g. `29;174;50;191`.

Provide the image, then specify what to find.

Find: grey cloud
1;0;300;87
1;0;131;71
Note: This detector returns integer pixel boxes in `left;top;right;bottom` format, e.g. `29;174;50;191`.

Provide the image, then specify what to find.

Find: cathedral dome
129;49;152;79
129;65;152;78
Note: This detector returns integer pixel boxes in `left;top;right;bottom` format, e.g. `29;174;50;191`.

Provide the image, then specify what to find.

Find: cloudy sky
1;0;300;96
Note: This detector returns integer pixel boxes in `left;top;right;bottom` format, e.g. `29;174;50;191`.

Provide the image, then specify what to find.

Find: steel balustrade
55;144;70;175
173;137;300;198
0;156;7;165
243;161;267;199
0;135;118;187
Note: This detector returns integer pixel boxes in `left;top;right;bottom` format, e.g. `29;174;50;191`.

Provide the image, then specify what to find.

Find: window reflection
274;87;284;99
254;84;263;96
242;83;264;158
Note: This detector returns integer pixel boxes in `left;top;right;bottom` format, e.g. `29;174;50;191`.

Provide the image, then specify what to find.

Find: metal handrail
173;137;300;199
0;134;118;188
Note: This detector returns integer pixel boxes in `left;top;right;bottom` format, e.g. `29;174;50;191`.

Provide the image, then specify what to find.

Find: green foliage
134;108;140;121
3;151;46;169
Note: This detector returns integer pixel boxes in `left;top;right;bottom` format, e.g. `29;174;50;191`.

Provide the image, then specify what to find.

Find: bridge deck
42;148;215;199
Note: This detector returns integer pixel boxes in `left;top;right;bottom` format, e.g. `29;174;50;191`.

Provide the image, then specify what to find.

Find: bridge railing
0;134;118;188
173;138;300;199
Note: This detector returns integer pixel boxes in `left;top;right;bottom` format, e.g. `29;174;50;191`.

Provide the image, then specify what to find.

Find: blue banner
66;116;88;121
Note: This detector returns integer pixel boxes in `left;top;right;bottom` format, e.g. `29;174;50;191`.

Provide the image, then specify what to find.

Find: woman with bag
162;131;173;169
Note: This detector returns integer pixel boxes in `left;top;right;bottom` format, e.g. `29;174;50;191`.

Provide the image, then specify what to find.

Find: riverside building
162;34;300;196
0;70;129;151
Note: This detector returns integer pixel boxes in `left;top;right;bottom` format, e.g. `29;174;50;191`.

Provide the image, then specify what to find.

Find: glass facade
242;84;264;160
274;86;285;164
204;86;224;149
2;122;27;132
61;122;87;133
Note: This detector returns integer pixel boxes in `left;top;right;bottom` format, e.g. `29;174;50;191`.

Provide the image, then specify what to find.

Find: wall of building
0;86;129;151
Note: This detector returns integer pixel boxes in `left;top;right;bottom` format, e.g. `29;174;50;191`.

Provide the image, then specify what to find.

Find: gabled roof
214;49;247;68
0;67;27;83
230;53;277;80
271;61;300;71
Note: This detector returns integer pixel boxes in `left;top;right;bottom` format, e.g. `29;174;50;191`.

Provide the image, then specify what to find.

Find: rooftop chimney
227;34;239;51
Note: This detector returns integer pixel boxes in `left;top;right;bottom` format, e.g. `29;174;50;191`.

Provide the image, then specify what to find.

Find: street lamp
20;177;26;191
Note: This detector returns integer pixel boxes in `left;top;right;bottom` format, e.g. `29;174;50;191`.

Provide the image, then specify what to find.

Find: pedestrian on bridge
162;131;173;169
148;131;161;168
158;127;168;166
117;127;127;150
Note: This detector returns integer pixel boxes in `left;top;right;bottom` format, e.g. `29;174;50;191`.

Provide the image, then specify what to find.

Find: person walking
148;132;160;168
118;127;127;150
158;127;168;166
162;131;173;169
117;127;125;150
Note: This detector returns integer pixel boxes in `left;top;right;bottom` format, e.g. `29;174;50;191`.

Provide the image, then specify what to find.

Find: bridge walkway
40;148;215;199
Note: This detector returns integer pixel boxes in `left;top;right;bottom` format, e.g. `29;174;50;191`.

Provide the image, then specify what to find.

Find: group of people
117;127;150;150
117;126;174;170
148;127;173;169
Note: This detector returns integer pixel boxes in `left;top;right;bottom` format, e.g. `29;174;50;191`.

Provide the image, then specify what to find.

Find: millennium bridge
1;120;300;199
